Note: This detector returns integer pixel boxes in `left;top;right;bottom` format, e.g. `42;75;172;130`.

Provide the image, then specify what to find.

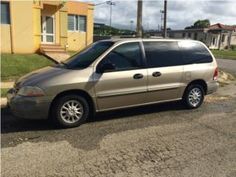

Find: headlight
17;86;45;97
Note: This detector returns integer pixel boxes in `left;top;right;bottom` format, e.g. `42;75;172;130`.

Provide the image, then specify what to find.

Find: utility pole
106;0;116;35
136;0;143;38
163;0;167;38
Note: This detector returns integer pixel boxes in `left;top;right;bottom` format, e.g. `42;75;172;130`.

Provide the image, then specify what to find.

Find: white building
150;23;236;50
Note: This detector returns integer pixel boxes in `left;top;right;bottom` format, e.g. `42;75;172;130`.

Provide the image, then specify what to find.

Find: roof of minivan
99;38;199;43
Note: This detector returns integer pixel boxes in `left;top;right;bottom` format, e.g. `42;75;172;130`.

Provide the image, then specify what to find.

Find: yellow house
0;0;94;54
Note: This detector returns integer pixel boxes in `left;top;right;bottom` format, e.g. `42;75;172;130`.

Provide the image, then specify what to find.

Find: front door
41;15;55;44
94;42;148;111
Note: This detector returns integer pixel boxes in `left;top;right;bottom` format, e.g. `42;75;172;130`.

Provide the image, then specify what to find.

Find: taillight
213;67;218;81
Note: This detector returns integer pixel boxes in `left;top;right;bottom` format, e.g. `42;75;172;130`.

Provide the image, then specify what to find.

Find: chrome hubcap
188;88;202;107
60;100;84;124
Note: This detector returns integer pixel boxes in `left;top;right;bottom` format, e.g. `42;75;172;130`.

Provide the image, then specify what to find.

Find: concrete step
40;44;69;63
42;48;66;53
44;52;70;62
40;44;65;52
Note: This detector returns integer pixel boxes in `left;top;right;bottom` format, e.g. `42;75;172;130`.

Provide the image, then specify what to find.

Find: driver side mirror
96;63;116;73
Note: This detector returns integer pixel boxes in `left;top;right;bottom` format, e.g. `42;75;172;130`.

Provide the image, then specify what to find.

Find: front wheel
183;84;205;109
51;94;90;128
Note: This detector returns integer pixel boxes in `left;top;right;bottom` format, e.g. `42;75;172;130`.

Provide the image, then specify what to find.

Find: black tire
183;84;205;109
51;94;90;128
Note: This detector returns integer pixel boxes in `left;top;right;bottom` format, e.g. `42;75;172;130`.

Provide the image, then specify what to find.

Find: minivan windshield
63;41;114;69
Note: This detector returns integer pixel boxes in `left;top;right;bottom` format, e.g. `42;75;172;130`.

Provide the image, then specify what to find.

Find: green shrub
231;45;236;51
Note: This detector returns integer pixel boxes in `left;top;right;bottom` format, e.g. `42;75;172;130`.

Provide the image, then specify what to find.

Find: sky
80;0;236;30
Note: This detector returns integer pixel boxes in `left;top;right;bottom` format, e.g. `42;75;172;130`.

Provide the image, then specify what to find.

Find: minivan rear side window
178;41;213;64
143;42;184;68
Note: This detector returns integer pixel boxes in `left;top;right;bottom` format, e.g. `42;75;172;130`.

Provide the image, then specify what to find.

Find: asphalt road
1;59;236;177
217;59;236;75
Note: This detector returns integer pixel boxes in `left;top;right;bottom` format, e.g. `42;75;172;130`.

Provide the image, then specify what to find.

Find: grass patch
211;50;236;60
1;88;9;97
1;54;54;81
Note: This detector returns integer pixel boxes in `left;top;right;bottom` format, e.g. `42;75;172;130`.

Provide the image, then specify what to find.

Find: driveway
217;59;236;75
1;79;236;177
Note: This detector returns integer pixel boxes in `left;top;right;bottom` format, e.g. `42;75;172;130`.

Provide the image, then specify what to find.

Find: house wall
11;0;34;53
86;4;94;47
0;25;12;53
66;2;94;51
166;30;235;50
169;31;206;42
59;9;68;48
230;33;236;45
208;34;220;49
33;3;42;52
0;0;35;53
1;0;94;54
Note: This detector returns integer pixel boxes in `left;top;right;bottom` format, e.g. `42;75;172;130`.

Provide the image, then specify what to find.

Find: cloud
81;0;236;30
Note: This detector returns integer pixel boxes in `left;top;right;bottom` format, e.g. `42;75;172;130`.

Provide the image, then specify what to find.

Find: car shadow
92;101;185;122
1;107;54;134
1;101;186;134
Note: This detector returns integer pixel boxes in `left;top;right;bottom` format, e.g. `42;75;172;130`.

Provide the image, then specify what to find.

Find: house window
194;33;198;40
182;33;186;38
68;14;87;32
78;16;86;32
169;33;174;38
221;34;225;43
188;33;191;38
1;2;10;24
212;37;216;45
68;15;75;31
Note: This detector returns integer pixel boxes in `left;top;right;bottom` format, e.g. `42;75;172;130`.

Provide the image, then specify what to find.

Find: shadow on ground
1;101;185;134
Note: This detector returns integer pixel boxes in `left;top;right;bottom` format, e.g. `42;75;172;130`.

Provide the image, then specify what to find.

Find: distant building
94;23;105;28
150;23;236;50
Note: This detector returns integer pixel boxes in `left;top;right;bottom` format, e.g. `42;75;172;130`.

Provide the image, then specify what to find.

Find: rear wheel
52;94;89;128
183;84;204;109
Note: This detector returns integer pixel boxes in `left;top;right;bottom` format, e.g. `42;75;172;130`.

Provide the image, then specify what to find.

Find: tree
185;19;210;29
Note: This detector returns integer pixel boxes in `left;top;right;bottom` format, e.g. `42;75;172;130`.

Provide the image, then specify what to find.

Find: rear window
143;41;184;67
178;41;213;64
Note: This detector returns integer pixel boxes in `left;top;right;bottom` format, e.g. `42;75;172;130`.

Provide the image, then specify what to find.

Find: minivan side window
99;42;143;71
144;42;184;68
178;41;213;64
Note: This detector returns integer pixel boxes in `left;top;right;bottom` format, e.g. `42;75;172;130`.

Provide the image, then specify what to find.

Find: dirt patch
205;96;230;103
218;70;235;86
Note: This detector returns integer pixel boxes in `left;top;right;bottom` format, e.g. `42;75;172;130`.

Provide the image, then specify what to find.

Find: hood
15;66;69;88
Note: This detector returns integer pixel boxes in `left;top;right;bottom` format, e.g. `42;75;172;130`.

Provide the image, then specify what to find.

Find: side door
143;41;185;103
93;42;148;111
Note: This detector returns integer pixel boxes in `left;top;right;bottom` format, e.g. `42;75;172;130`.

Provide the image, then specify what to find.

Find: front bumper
7;88;52;119
207;81;219;95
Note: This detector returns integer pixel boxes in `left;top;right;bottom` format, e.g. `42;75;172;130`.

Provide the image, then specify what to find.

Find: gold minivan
7;39;219;128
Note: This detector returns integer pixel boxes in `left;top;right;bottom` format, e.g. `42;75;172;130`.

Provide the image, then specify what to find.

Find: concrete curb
1;98;7;108
1;82;14;89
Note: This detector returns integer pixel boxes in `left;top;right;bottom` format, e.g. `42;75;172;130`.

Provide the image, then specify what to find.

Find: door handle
133;73;144;79
152;71;162;77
